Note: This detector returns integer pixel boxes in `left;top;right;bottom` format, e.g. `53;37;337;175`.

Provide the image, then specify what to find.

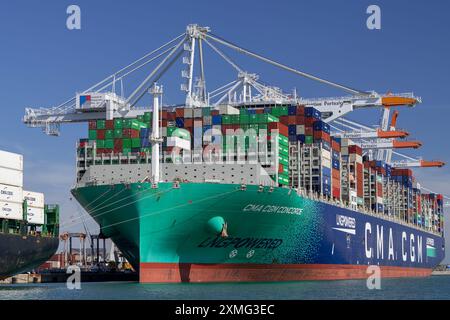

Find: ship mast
150;83;163;186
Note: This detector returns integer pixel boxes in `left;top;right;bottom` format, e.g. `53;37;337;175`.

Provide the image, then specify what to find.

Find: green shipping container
88;130;97;140
104;139;114;149
122;139;131;149
202;108;211;116
268;134;289;147
222;115;232;124
239;114;250;124
130;119;148;130
141;147;152;153
305;135;313;144
122;148;131;155
105;130;114;139
279;145;289;156
143;112;152;123
114;119;123;129
278;155;289;166
97;120;106;129
249;114;259;124
131;138;141;148
114;129;123;138
257;114;278;123
96;140;105;148
137;115;144;122
278;174;289;185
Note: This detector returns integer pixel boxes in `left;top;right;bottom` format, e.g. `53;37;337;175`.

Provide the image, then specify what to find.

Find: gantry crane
22;25;445;172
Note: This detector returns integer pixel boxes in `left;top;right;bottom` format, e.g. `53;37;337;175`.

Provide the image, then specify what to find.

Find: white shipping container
27;207;45;225
167;137;191;150
183;108;193;118
0;150;23;171
376;196;384;204
0;184;23;203
0;200;23;220
349;154;363;163
219;105;240;115
23;191;45;208
322;158;331;168
193;108;202;118
340;138;354;147
296;125;305;134
321;149;331;160
0;167;23;188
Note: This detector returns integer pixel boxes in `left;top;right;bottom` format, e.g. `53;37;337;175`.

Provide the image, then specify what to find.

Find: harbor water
1;276;450;300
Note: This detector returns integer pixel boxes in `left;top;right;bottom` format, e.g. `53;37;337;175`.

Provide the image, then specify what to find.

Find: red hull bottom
139;263;432;283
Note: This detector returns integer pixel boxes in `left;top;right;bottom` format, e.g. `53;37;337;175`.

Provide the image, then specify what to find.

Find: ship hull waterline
71;182;445;283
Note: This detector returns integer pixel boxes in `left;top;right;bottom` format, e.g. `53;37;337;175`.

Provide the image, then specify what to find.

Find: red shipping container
268;122;288;137
211;110;220;116
332;177;340;187
256;109;264;114
279;116;289;125
161;110;168;119
348;145;363;156
313;130;331;142
184;119;193;127
89;120;96;130
161;119;168;127
167;112;176;121
332;187;340;198
377;183;383;197
105;120;114;129
305;117;315;126
332;168;340;180
175;108;184;117
305;126;313;136
79;141;87;148
97;130;105;140
295;116;305;125
288;116;297;125
131;129;139;138
356;163;363;197
278;164;284;174
296;105;305;115
331;140;341;152
114;139;123;152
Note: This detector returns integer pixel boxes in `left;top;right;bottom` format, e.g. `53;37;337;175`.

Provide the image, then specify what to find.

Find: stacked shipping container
77;103;444;235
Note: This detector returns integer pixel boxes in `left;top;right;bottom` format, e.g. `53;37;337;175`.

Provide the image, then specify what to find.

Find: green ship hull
72;182;444;283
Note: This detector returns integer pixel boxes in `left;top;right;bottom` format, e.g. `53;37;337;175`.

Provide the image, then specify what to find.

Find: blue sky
0;1;449;260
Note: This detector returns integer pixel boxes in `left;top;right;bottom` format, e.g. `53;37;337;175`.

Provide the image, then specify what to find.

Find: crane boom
361;140;422;150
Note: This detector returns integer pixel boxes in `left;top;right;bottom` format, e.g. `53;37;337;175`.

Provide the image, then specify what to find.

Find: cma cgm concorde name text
243;204;303;215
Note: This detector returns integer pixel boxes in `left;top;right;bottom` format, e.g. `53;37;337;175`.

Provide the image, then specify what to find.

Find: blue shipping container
332;159;340;170
288;105;297;115
212;115;222;125
313;121;331;134
305;107;321;119
176;118;184;128
288;125;297;135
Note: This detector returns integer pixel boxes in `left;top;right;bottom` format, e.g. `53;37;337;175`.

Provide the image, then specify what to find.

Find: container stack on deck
0;150;54;235
77;103;444;234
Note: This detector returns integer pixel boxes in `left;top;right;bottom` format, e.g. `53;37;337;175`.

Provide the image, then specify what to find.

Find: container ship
24;25;445;283
0;150;59;279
